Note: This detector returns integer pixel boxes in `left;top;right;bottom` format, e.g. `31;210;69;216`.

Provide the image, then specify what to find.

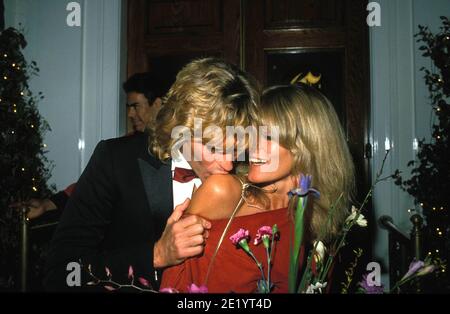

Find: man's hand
9;198;57;219
153;198;211;268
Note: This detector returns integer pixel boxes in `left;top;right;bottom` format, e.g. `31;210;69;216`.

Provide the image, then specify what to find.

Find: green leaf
288;196;306;293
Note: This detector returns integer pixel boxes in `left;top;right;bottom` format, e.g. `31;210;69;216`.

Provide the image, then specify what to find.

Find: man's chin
132;124;145;132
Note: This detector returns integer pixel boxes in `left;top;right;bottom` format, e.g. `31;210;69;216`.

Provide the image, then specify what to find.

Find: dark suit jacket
43;132;174;291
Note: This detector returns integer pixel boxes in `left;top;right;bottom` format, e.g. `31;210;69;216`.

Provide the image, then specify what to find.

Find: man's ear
152;97;162;109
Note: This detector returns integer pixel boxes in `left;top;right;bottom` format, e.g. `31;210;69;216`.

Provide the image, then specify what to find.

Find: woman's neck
261;175;297;210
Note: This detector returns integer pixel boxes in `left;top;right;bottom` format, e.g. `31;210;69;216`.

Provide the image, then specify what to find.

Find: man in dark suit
43;58;260;291
13;72;169;220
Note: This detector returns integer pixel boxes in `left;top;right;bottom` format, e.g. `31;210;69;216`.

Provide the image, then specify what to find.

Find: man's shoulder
98;132;149;155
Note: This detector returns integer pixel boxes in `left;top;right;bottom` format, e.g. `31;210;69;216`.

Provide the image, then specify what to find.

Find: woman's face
247;135;294;184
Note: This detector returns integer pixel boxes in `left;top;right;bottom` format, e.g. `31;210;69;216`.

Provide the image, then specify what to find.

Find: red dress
160;207;294;293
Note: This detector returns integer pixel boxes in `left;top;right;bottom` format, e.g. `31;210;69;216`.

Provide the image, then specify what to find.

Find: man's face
127;92;161;132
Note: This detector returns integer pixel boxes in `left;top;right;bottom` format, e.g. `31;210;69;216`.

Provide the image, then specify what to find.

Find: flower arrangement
286;151;442;294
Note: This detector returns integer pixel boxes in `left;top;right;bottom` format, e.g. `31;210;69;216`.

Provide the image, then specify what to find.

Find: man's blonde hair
150;58;260;160
259;84;356;243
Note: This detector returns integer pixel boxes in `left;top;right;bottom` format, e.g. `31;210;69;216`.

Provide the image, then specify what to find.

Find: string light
436;249;440;253
32;187;37;192
20;92;24;96
3;76;7;80
438;231;443;236
420;203;424;207
43;144;47;148
3;54;7;58
30;124;34;128
21;167;25;172
428;252;432;255
11;131;14;134
12;63;15;67
13;109;17;113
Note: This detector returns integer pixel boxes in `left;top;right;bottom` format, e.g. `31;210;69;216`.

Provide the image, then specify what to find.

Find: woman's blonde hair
259;84;355;243
150;58;260;161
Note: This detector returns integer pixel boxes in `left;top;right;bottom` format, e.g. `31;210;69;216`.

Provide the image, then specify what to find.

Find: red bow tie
173;167;199;183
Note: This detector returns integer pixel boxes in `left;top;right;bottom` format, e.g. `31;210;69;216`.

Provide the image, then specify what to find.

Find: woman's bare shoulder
187;175;244;220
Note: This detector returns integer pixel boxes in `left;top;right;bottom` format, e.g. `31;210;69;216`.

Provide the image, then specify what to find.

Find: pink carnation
229;228;250;246
253;226;273;245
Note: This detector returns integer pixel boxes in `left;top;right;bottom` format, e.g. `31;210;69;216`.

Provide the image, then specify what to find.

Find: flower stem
266;246;271;291
248;251;267;289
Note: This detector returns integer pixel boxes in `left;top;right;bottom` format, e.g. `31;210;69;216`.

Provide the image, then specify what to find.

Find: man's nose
127;107;136;119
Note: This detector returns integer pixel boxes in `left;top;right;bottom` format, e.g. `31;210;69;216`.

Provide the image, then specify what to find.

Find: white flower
313;240;326;263
305;282;327;294
345;206;368;227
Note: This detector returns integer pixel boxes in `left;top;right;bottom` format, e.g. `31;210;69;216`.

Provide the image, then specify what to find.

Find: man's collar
171;150;192;171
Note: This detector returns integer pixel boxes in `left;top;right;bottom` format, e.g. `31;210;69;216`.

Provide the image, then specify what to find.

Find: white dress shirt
171;152;202;209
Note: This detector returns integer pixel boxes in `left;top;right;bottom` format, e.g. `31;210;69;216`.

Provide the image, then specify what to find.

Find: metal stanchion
410;214;424;293
410;214;423;261
19;206;29;292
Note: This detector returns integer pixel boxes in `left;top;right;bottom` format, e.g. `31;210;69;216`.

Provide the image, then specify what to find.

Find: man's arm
153;198;211;269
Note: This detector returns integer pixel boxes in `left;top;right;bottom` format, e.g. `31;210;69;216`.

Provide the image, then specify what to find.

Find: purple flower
187;283;208;293
359;274;384;294
230;228;251;253
401;260;425;280
253;226;276;246
288;174;320;199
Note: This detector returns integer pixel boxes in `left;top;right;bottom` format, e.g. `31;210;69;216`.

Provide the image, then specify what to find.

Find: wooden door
127;0;241;77
245;0;371;202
